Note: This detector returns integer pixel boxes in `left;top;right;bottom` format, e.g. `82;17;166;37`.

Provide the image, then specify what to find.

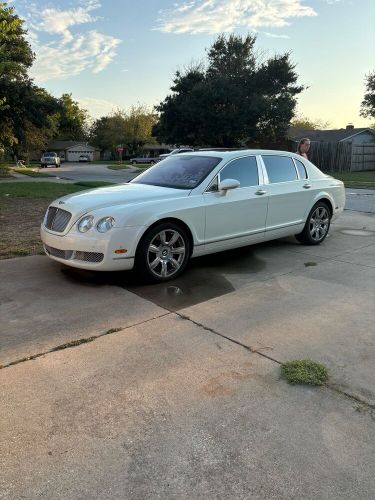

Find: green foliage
153;34;304;146
90;105;157;156
281;360;328;386
360;71;375;119
291;114;330;130
56;94;89;141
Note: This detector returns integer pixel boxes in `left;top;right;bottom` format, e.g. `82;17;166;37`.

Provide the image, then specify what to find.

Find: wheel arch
314;196;334;217
136;217;195;257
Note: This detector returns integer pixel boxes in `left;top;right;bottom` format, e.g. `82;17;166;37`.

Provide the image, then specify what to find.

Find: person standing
297;138;311;159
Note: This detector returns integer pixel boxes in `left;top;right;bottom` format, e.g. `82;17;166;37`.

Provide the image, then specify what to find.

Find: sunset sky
11;0;375;128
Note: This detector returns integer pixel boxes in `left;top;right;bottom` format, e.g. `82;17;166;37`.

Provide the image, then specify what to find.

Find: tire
131;161;137;166
295;201;331;245
135;222;191;283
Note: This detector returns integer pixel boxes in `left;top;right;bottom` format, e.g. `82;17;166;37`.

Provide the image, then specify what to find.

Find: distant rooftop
289;126;374;143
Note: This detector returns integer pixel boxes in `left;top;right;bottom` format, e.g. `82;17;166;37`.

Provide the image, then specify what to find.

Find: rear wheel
131;160;137;166
135;222;190;282
295;202;331;245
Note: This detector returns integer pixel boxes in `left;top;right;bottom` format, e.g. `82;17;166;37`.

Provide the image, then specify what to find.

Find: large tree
0;1;34;151
153;34;304;147
90;105;157;156
56;94;89;141
360;71;375;120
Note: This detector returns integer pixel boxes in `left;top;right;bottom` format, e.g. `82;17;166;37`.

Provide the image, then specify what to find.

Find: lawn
13;168;53;177
0;181;114;259
331;171;375;188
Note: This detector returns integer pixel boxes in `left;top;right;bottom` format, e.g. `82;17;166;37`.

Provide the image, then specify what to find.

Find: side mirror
218;178;240;193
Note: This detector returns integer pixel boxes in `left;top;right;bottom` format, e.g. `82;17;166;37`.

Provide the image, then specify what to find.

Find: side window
206;175;219;192
294;158;308;179
219;156;259;188
262;155;298;183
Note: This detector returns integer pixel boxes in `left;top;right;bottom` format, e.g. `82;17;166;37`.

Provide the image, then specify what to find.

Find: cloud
156;0;317;34
77;97;121;118
20;1;121;81
30;30;121;82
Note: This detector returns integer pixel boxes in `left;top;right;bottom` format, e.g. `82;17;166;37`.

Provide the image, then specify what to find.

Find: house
289;124;375;145
45;141;101;162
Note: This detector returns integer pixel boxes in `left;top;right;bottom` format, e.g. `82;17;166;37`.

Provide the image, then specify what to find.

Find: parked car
40;152;61;168
158;148;194;160
79;155;90;162
130;157;159;165
40;150;345;282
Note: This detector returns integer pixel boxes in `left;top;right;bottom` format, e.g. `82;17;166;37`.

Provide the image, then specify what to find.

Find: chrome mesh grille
75;251;104;263
44;245;73;260
45;207;72;232
44;245;103;263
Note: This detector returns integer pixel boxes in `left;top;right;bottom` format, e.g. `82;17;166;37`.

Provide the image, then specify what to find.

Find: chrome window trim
292;157;309;180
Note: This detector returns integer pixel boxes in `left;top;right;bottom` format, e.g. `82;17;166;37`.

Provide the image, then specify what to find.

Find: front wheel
295;202;331;245
135;223;191;282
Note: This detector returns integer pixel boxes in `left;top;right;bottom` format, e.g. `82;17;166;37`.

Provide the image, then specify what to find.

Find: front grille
74;251;104;263
45;245;73;260
45;207;72;232
45;245;103;263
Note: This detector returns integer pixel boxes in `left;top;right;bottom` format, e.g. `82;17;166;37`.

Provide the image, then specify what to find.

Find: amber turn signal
114;249;127;254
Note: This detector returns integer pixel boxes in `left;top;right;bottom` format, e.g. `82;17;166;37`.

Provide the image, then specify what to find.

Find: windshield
43;153;55;157
131;155;222;189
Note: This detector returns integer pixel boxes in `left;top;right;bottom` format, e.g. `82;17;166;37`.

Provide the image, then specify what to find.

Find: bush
281;359;328;386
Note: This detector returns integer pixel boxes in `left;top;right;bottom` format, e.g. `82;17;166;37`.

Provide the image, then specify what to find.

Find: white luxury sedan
40;150;345;282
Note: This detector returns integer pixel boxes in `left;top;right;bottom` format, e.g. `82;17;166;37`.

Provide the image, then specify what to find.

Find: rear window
131;155;221;189
262;155;298;183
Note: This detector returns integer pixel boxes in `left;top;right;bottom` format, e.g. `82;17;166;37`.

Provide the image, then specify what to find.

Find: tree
90;105;157;156
0;1;34;151
360;71;375;119
291;114;330;130
56;94;89;141
153;34;304;147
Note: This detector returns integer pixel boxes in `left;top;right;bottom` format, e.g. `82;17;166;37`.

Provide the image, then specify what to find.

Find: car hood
51;183;190;218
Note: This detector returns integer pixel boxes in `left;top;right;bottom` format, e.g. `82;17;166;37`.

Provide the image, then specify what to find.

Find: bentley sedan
40;150;345;282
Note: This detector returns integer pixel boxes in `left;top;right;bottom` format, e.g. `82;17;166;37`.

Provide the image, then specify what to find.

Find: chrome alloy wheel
309;206;330;242
147;229;186;278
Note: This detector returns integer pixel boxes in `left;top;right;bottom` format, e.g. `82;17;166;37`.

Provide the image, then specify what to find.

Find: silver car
40;152;61;168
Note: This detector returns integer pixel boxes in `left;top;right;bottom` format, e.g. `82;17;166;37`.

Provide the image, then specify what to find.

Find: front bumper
40;224;144;271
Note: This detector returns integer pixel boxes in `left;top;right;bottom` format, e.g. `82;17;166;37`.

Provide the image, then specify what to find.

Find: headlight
96;216;115;233
78;215;94;233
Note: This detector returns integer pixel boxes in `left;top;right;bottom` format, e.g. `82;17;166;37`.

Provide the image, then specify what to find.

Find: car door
203;155;268;250
260;154;316;232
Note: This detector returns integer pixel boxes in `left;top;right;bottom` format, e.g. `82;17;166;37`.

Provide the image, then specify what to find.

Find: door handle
303;183;312;189
255;189;267;195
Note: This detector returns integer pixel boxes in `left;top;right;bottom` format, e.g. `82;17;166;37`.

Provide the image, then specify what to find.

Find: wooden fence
351;144;375;171
308;142;352;173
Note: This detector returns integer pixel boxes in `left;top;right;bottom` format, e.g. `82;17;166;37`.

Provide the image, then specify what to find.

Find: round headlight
97;216;115;233
78;215;94;233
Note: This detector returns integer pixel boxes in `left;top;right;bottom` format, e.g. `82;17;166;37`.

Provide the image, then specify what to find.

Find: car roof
180;149;304;160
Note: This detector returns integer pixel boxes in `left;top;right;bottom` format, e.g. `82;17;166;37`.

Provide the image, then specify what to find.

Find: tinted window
262;156;298;183
294;158;308;179
220;156;258;187
131;155;221;189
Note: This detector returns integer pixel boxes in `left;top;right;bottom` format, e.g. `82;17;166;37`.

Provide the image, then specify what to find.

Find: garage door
66;150;94;162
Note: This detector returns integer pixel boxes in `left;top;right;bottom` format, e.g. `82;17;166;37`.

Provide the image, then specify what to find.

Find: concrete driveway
1;210;375;498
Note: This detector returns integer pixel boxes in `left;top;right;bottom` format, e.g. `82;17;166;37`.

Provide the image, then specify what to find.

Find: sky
10;0;375;129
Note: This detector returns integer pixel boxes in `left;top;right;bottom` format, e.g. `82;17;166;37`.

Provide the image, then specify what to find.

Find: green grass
332;171;375;188
107;164;131;170
281;360;328;386
0;164;12;177
14;168;53;177
0;181;114;199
